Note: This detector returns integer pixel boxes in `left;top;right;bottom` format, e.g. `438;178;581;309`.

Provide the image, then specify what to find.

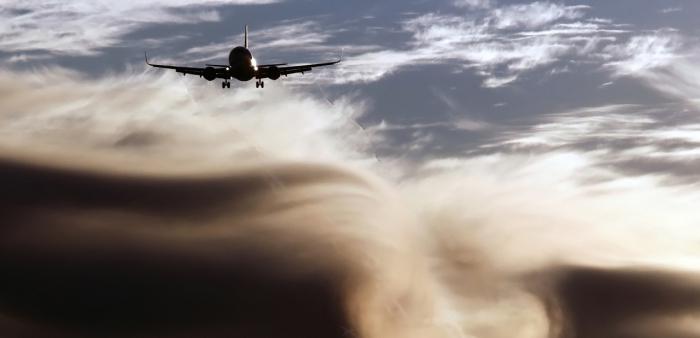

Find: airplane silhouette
145;25;341;89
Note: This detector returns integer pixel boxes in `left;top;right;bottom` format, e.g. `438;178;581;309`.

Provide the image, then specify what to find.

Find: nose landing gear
221;81;231;89
255;79;265;88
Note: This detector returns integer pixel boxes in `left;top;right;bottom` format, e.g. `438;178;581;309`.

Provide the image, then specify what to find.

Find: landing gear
222;81;231;89
255;79;265;89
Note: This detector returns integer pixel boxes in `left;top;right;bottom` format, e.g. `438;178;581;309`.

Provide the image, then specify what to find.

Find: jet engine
202;67;217;81
267;66;281;80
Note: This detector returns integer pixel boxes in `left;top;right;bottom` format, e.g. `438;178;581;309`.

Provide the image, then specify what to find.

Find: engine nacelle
203;67;217;81
267;66;281;80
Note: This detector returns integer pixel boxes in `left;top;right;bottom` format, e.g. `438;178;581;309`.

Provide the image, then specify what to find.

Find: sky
2;1;700;337
2;0;700;176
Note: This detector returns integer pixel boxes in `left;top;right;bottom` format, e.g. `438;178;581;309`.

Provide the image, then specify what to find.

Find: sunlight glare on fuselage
251;56;258;71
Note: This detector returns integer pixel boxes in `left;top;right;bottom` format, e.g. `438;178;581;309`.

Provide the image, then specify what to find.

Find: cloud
604;30;682;76
387;5;613;87
2;68;700;337
489;2;588;29
453;0;493;10
0;68;441;338
146;1;613;87
318;2;634;87
5;53;53;64
273;2;686;91
533;267;700;338
0;154;442;338
135;1;687;90
661;7;682;14
0;0;280;56
0;67;377;170
604;36;700;108
482;102;700;185
597;29;700;109
402;147;700;336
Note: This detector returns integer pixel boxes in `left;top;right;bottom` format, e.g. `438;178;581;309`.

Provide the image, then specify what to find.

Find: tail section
244;25;249;49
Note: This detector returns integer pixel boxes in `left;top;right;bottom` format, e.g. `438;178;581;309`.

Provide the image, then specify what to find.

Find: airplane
145;25;341;89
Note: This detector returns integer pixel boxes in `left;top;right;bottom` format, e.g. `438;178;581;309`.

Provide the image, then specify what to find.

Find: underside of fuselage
228;46;255;81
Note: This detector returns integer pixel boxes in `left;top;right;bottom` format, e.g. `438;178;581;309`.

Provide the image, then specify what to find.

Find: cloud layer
1;69;700;337
0;0;279;56
290;1;688;89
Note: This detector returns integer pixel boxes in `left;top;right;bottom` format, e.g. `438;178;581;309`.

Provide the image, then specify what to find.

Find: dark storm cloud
0;157;392;338
0;69;442;338
113;130;169;148
5;154;700;338
532;266;700;338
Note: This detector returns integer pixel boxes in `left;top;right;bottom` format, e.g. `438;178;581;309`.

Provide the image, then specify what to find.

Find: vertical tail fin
244;25;248;49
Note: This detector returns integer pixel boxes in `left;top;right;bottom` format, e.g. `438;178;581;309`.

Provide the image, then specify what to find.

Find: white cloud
489;2;588;29
641;57;700;105
0;67;371;166
481;102;700;186
661;7;682;14
453;0;493;9
600;30;700;105
0;0;280;56
604;31;682;76
54;0;678;90
166;2;611;87
321;49;425;84
316;3;633;87
494;104;656;149
5;53;53;64
410;150;700;272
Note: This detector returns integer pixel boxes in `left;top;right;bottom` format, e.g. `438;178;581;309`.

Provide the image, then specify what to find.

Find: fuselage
228;46;256;81
146;25;339;88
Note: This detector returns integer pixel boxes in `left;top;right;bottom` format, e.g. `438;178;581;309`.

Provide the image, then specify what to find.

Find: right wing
145;52;228;78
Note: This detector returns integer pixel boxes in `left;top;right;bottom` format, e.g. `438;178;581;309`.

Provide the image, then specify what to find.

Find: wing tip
337;48;344;63
144;51;152;66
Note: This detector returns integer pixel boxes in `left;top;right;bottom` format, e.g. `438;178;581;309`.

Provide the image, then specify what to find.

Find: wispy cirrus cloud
604;30;682;76
568;21;700;113
143;1;689;91
0;0;280;56
600;30;700;107
488;2;588;29
144;1;614;87
453;0;493;10
323;2;627;87
309;1;690;91
485;103;700;184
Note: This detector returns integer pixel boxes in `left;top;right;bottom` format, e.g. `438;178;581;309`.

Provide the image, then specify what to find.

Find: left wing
257;58;341;79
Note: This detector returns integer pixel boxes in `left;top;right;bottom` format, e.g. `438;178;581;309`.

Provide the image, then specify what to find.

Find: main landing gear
221;81;231;89
255;79;265;89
